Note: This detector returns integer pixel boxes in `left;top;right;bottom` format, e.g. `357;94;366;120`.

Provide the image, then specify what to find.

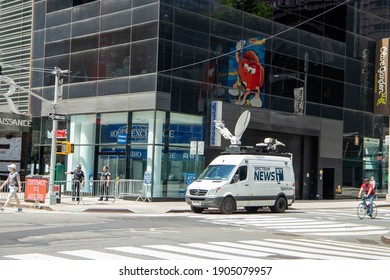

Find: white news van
185;111;296;214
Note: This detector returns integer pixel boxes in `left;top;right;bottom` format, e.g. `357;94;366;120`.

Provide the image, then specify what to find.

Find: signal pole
46;67;68;205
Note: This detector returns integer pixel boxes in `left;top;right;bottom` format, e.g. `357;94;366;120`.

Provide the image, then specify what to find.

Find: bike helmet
76;164;82;169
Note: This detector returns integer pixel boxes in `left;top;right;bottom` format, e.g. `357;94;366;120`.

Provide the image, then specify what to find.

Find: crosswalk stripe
281;226;384;233
194;214;390;236
265;223;356;229
265;239;390;259
147;244;261;259
107;246;200;260
239;240;364;260
209;241;345;260
58;249;138;260
4;253;67;260
180;243;269;258
296;239;390;256
312;230;390;236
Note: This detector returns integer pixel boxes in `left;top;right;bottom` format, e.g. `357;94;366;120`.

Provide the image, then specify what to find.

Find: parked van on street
185;111;296;214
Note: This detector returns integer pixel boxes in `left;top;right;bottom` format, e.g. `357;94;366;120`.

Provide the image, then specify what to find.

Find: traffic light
56;141;74;155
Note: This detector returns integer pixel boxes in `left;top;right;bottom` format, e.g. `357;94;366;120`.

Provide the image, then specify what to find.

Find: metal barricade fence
0;179;145;203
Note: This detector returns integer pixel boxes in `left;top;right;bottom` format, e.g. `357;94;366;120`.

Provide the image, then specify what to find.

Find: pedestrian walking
65;164;85;202
98;166;111;201
0;163;23;212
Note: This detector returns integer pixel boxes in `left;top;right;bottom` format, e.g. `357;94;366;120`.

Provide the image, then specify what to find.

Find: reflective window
47;0;72;13
72;1;100;21
211;19;242;41
100;10;132;31
46;40;71;57
69;50;99;83
71;35;98;52
129;74;157;93
45;25;71;43
97;77;130;96
132;22;158;42
98;44;130;78
132;4;159;25
71;18;99;37
33;1;46;30
46;9;71;28
134;0;158;7
68;81;97;98
101;0;132;15
130;40;157;75
100;28;131;48
175;9;210;33
322;79;344;107
33;31;45;58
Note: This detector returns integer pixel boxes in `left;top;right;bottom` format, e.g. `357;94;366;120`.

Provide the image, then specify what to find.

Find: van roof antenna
256;138;285;153
214;110;251;146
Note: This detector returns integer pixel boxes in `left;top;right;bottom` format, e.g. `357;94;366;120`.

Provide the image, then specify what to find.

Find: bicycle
357;195;377;219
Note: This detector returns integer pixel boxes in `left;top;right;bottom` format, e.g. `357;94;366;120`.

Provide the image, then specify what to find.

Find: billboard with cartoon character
227;38;266;107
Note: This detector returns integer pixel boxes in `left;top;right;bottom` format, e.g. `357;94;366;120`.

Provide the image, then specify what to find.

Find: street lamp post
46;67;68;205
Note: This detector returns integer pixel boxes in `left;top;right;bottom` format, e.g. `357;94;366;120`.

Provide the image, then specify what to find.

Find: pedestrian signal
56;141;74;155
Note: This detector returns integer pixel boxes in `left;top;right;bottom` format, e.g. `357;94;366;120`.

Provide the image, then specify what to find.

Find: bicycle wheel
370;203;377;219
357;203;366;219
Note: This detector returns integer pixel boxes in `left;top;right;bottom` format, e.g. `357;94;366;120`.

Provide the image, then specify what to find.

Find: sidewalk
2;196;389;214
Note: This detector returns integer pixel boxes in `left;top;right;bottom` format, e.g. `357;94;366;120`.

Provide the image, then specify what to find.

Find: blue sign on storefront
101;124;203;144
101;148;194;162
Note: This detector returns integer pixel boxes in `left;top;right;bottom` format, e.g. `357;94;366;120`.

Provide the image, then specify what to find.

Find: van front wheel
220;197;236;214
270;197;287;213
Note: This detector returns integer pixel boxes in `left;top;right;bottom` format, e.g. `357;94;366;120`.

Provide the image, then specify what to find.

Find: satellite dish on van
234;110;251;142
214;110;251;146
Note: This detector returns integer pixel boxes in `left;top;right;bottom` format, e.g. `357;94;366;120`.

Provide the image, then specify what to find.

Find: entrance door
323;168;335;199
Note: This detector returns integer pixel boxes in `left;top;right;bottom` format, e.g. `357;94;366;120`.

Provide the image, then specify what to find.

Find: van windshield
198;165;235;180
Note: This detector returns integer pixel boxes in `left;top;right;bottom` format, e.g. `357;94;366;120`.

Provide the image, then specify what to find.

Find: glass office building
29;0;390;199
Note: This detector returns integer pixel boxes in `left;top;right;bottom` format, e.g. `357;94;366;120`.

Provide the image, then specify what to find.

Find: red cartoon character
229;39;265;107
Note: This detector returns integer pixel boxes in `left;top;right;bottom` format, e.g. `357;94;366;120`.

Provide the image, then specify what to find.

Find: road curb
381;235;390;245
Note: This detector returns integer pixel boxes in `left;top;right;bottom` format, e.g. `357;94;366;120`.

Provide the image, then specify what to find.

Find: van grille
189;189;208;196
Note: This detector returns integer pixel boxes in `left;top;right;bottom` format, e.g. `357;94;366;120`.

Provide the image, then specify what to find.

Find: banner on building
294;87;304;115
374;38;390;114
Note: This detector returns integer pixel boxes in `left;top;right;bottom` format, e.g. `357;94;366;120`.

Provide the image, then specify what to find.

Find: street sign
49;113;66;122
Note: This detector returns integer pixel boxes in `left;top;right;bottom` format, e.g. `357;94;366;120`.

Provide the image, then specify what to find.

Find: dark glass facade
30;0;390;199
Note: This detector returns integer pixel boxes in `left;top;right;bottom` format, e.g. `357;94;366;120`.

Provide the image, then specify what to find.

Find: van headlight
208;187;221;196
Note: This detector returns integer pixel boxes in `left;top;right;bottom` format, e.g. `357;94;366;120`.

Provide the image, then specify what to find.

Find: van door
230;165;251;208
250;162;290;207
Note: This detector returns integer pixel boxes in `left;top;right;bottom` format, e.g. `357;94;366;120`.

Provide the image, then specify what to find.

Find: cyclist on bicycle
357;178;375;217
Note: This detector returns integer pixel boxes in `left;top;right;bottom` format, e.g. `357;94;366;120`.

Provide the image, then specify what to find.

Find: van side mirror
233;174;240;183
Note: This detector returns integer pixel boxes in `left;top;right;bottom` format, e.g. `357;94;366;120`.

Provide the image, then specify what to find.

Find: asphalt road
1;207;390;260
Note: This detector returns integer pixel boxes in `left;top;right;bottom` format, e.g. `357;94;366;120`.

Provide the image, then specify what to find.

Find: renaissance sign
374;38;390;114
0;112;31;132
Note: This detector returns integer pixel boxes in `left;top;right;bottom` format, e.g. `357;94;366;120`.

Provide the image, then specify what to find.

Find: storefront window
98;112;127;182
165;113;204;198
66;114;96;193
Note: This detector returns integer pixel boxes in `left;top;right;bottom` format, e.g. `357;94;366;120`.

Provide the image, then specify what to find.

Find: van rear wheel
220;197;236;214
270;197;287;213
